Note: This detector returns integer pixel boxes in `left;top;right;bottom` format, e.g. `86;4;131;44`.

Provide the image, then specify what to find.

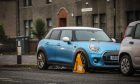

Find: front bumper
89;51;119;68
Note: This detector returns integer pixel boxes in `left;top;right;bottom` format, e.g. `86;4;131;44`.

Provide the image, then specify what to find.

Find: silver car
119;21;140;76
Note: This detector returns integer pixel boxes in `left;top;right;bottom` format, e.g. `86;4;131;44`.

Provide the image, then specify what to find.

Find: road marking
48;83;57;84
0;78;11;80
0;77;21;83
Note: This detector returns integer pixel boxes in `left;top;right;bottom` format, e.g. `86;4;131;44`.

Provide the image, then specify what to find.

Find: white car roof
52;27;102;30
128;21;140;26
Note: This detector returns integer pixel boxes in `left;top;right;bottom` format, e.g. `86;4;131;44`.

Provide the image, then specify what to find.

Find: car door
132;23;140;66
56;30;75;64
44;29;61;62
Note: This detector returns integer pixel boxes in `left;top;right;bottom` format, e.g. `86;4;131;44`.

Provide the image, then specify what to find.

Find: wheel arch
73;48;91;68
37;47;48;60
119;52;132;62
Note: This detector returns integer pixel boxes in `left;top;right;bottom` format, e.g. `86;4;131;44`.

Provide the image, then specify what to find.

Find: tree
0;24;7;42
33;18;46;40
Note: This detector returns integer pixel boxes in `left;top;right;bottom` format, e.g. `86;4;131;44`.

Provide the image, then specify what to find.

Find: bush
0;24;7;42
33;18;46;40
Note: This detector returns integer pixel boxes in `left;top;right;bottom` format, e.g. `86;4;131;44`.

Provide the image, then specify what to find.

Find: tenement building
0;0;140;53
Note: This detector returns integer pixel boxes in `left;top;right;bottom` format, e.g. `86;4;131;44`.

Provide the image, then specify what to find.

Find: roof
128;21;140;26
52;27;102;30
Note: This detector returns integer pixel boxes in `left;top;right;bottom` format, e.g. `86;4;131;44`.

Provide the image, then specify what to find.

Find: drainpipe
113;0;116;39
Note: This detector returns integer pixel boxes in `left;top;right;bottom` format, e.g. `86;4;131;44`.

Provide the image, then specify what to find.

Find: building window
93;14;99;28
100;14;106;32
24;20;33;38
46;0;52;4
76;16;82;26
93;14;106;32
23;0;32;6
46;18;52;28
127;11;140;24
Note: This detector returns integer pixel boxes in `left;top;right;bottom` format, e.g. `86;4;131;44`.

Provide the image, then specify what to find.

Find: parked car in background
119;21;140;76
37;27;120;71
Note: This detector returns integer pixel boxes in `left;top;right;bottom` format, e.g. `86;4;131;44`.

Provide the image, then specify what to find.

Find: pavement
0;54;37;66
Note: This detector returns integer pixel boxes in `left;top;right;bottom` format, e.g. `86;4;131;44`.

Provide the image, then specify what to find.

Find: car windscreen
75;30;112;41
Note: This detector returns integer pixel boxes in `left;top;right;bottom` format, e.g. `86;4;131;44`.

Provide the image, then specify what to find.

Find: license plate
110;56;118;60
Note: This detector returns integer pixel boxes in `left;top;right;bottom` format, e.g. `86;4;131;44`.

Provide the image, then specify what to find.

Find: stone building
0;0;140;53
0;0;17;38
18;0;140;41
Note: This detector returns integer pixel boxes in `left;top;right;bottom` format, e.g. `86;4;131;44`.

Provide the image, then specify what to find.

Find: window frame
92;14;106;32
23;20;33;38
133;23;140;39
76;16;82;26
59;30;73;41
49;29;61;40
46;18;52;28
23;0;32;7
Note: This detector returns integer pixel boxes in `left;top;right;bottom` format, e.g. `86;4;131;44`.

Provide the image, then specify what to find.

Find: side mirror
90;38;96;41
111;38;116;42
62;37;70;42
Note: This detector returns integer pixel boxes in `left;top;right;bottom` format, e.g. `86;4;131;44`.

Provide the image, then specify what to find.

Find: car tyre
120;55;134;76
37;52;48;70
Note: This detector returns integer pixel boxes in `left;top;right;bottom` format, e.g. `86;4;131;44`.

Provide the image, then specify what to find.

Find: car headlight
89;44;99;52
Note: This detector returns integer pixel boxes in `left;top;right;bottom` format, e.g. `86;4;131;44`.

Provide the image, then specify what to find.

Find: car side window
49;30;60;40
60;30;72;41
134;24;140;39
125;26;134;37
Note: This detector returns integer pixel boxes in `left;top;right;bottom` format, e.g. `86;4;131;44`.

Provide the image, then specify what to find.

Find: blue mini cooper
37;27;120;71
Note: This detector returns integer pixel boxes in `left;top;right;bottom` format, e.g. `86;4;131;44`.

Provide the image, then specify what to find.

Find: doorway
57;8;68;27
59;18;67;27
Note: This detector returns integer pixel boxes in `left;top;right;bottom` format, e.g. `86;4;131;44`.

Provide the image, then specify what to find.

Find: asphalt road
0;68;140;84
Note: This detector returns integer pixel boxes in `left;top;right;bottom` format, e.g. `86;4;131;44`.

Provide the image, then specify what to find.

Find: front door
133;23;140;66
56;30;74;64
59;18;67;27
45;30;61;62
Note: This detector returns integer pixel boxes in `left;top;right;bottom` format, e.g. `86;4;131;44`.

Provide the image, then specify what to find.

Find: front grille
102;51;119;65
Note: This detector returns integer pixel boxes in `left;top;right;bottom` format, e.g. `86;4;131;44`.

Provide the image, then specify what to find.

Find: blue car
37;27;120;71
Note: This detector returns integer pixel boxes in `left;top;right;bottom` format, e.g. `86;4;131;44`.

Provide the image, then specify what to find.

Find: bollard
17;41;22;64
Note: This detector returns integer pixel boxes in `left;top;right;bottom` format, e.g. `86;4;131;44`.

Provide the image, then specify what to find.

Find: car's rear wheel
120;55;134;76
73;52;88;72
37;52;48;70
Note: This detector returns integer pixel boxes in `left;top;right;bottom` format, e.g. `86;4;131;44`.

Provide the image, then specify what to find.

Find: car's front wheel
37;52;48;70
120;55;134;76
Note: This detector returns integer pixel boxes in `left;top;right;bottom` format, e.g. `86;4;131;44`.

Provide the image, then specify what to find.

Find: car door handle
129;41;134;45
57;43;60;46
45;42;49;45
